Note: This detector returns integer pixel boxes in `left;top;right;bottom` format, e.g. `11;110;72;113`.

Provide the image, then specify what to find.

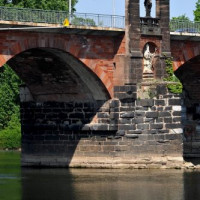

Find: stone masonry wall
21;84;183;168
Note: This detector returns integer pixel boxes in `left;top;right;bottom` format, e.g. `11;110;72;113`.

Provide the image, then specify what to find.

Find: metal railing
0;6;125;29
170;20;200;33
0;6;200;34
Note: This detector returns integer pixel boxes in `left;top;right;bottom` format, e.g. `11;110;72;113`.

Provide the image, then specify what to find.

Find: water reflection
1;152;200;200
22;169;75;200
0;151;21;200
184;171;200;200
22;169;185;200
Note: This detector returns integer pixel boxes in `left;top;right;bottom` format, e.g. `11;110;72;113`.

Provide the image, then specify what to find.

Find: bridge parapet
0;6;125;29
1;6;200;35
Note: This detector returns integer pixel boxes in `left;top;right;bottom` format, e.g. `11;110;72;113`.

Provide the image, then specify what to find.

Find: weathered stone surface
125;134;139;139
159;112;171;117
146;112;158;118
135;111;145;117
164;117;172;123
173;111;182;116
172;106;182;111
156;85;167;95
137;124;149;130
136;99;154;107
120;112;135;118
110;100;120;108
169;99;181;105
97;112;110;118
150;124;163;129
127;130;142;134
116;130;125;136
173;117;182;123
155;100;165;106
144;118;154;122
147;130;157;134
134;118;144;124
166;123;182;129
119;124;136;130
119;118;132;124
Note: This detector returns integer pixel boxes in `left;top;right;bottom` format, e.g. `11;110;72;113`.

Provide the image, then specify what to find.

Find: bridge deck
0;20;124;36
170;32;200;41
1;20;200;40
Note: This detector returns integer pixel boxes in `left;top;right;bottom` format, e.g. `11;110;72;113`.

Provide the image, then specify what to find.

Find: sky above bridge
75;0;196;20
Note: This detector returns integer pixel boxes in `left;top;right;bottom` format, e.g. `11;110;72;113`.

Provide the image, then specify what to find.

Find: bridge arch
171;41;200;71
175;55;200;156
175;55;200;104
0;34;113;96
7;47;110;102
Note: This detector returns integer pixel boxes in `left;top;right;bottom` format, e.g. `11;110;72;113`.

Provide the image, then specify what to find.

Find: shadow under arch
175;55;200;162
6;47;112;167
8;47;110;102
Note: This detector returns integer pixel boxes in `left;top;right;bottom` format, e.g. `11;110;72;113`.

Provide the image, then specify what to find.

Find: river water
0;152;200;200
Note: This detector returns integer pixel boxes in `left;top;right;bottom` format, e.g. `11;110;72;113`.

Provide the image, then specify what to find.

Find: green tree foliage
171;14;190;21
0;0;78;11
0;65;22;149
164;58;183;94
0;65;21;129
194;0;200;21
71;17;96;26
0;109;21;149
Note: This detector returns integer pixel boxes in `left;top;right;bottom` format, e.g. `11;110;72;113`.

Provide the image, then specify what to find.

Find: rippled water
0;152;200;200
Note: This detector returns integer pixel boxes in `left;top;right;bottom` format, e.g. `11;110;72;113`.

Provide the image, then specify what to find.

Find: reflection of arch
8;48;110;101
0;36;113;96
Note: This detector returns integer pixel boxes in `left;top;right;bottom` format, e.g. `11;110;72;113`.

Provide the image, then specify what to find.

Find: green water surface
0;151;200;200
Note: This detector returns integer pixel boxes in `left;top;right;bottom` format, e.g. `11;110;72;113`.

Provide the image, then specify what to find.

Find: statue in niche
144;0;152;17
143;44;155;74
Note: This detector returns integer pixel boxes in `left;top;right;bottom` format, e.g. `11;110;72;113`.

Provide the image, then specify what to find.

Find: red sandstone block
194;46;199;57
0;56;6;66
94;65;103;75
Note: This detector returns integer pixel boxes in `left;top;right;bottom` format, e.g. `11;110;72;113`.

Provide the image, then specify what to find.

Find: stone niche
143;42;157;80
137;42;159;99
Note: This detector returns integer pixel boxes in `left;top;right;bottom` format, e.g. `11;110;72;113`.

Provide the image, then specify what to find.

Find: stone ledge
21;155;200;169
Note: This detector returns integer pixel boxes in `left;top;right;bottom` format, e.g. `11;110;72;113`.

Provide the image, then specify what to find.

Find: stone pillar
156;0;161;18
159;0;171;55
125;0;143;84
154;0;171;80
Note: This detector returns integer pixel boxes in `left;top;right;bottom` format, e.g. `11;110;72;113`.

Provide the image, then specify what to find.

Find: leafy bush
0;108;21;149
0;64;22;149
0;64;22;129
164;58;183;94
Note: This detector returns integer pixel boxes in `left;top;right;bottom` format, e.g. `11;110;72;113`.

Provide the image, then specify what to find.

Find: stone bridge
0;1;200;168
